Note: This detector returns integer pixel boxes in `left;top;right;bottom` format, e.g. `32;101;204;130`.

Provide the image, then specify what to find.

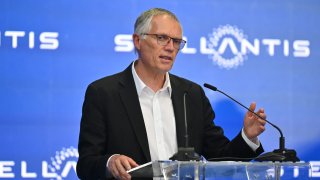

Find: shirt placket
152;91;166;160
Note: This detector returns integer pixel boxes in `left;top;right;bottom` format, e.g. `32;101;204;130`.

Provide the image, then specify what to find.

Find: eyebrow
156;33;183;40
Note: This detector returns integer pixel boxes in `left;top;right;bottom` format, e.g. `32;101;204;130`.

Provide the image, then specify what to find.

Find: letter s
40;32;59;50
114;34;133;52
293;40;310;57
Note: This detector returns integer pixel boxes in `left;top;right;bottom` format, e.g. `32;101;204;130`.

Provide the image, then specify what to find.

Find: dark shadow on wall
211;98;246;139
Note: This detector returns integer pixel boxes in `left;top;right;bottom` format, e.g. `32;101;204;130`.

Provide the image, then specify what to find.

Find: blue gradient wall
0;0;319;179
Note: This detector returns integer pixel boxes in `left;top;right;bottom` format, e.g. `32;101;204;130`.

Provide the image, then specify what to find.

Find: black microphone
183;92;189;147
203;83;299;162
170;92;201;161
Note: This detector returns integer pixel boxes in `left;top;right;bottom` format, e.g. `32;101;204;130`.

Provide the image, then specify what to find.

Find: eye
157;35;169;41
173;39;182;44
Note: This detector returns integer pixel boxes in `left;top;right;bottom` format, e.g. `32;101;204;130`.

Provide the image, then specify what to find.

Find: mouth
159;55;173;61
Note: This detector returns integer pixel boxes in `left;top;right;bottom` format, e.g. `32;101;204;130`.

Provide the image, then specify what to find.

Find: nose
164;38;175;51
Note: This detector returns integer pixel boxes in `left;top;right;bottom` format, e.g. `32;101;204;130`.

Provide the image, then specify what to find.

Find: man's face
135;15;182;74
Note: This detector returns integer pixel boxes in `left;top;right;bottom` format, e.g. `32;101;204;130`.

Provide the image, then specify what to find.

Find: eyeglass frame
141;33;187;50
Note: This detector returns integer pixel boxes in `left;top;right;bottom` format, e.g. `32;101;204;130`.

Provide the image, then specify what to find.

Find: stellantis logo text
114;25;310;69
0;147;78;179
0;30;59;50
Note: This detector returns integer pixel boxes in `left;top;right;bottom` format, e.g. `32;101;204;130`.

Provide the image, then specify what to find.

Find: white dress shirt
132;62;178;161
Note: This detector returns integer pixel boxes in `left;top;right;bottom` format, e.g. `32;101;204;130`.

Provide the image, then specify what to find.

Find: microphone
183;92;189;147
170;92;201;161
203;83;299;162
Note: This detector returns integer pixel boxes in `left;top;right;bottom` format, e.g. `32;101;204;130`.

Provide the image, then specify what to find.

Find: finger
110;163;120;179
260;114;267;121
115;158;127;174
246;102;256;118
119;156;138;170
122;159;132;171
259;125;266;133
257;109;267;120
127;158;139;168
115;157;131;179
120;171;131;180
256;108;264;115
109;156;121;178
259;118;267;125
249;102;256;112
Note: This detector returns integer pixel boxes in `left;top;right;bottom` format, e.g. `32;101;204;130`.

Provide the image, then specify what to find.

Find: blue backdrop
1;0;320;179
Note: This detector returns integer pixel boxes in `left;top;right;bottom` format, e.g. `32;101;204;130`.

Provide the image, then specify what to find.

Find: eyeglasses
141;33;186;50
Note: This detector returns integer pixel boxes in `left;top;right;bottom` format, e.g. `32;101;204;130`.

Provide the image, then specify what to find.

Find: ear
132;33;141;51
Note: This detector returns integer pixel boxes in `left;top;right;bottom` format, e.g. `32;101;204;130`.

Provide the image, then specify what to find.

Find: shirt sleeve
241;128;260;152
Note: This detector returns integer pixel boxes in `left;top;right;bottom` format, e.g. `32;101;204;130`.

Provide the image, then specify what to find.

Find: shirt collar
131;61;172;96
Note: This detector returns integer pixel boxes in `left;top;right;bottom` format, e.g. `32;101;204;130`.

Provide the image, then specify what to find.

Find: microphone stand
170;92;201;161
204;83;299;162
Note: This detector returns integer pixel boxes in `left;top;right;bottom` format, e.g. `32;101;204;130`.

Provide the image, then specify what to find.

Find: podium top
128;161;311;179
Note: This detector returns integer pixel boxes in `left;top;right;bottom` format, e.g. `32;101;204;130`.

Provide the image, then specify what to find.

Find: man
77;8;266;180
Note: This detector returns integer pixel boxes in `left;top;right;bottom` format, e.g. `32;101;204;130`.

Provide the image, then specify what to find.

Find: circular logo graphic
207;25;247;69
48;147;79;180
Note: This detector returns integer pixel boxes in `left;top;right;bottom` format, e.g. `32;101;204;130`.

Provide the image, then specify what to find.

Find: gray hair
134;8;182;35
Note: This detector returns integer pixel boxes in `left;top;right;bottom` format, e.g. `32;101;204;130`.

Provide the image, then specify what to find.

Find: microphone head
204;83;218;91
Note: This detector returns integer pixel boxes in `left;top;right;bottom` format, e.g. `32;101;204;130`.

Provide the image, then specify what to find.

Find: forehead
149;14;182;38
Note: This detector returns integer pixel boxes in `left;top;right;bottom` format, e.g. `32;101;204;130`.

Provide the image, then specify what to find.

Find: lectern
129;161;311;179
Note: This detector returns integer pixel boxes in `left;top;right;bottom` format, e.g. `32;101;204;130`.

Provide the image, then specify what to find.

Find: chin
162;63;174;70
